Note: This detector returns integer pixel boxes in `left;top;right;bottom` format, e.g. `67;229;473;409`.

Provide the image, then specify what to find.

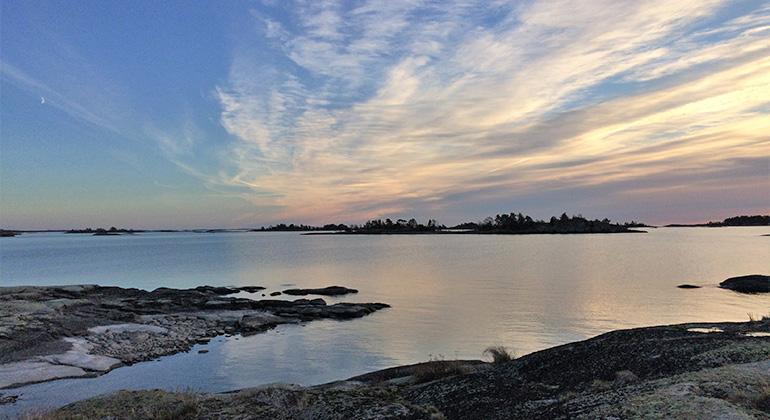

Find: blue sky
2;0;769;229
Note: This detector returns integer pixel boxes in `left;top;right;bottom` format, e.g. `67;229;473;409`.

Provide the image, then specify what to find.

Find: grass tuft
483;345;514;364
615;370;639;384
413;354;475;383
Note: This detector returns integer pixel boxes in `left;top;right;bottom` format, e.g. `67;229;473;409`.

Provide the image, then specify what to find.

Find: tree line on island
64;227;141;235
665;215;770;227
257;212;652;234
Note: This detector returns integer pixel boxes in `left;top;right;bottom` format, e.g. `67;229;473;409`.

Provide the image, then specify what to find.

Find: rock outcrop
719;274;770;293
0;285;388;389
282;286;359;296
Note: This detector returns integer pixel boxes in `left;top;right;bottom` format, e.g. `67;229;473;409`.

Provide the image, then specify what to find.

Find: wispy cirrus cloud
217;0;770;224
1;62;126;135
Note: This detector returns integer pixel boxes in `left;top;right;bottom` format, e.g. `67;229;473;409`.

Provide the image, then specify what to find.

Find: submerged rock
719;274;770;293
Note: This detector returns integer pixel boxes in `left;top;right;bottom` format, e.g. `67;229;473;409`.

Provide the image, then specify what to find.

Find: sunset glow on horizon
2;1;769;229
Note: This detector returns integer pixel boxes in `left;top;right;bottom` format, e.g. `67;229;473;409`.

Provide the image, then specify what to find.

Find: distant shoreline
303;229;648;235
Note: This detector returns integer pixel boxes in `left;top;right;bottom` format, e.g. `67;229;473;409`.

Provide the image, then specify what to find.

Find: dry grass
615;370;639;384
591;379;612;391
20;390;201;420
413;355;475;384
483;345;514;364
728;384;770;414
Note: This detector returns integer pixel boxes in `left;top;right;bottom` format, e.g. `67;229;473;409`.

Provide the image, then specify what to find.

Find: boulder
719;275;770;293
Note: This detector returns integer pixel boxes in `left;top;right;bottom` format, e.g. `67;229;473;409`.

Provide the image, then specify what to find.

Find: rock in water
282;286;358;296
719;274;770;293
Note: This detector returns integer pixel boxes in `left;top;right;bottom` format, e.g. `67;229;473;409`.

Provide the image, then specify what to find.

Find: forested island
65;227;142;235
666;215;770;227
277;212;649;234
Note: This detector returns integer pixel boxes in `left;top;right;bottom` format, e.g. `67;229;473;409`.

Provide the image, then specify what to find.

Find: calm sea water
1;227;769;416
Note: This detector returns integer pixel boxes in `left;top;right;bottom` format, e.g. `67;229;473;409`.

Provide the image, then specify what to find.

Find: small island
300;212;648;235
64;227;142;235
666;215;770;227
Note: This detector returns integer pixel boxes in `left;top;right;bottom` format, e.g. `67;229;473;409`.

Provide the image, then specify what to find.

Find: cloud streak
216;0;770;224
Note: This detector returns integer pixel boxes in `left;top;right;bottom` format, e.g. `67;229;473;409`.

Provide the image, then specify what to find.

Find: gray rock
0;361;88;388
88;324;167;335
53;285;99;294
128;331;150;343
204;299;233;308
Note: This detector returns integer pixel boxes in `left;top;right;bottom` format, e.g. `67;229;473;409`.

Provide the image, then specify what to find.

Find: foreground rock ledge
33;318;770;420
0;285;389;389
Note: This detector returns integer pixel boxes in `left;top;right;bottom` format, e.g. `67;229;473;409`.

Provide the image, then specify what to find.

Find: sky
1;0;769;230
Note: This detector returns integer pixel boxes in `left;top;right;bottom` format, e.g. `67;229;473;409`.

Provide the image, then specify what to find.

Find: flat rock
39;338;122;372
53;285;99;295
282;286;359;296
41;351;121;373
88;324;168;334
0;361;88;388
194;286;239;295
719;274;770;293
238;286;266;293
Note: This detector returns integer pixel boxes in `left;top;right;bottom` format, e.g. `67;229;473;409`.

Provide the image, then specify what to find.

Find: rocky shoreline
0;285;388;389
19;318;770;420
2;284;770;419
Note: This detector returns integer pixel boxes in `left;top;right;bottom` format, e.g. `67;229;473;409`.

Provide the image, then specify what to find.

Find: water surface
1;227;768;416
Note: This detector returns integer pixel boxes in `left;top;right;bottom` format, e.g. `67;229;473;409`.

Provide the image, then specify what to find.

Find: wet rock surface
0;285;388;389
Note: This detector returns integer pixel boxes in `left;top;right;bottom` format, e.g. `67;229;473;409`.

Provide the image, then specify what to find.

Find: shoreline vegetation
1;214;767;237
